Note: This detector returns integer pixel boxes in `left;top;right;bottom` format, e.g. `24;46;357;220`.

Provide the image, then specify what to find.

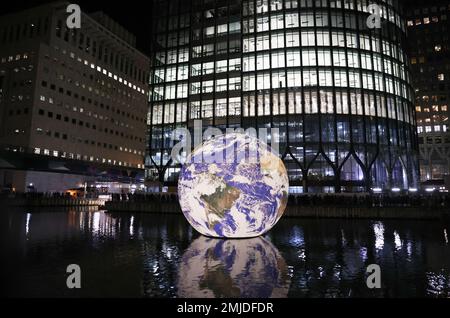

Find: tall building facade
406;0;450;190
0;2;149;192
147;0;419;193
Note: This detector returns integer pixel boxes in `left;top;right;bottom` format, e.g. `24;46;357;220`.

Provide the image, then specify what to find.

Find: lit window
424;17;430;24
417;126;424;133
416;106;421;112
434;125;441;132
442;105;448;111
435;45;442;52
425;126;432;132
438;73;445;81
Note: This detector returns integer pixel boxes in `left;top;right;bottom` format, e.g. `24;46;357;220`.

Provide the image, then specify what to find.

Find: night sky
0;0;153;54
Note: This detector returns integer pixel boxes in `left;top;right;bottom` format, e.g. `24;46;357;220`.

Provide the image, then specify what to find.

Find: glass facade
147;0;419;193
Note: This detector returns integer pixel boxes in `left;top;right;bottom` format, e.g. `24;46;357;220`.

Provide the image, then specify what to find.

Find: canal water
1;208;450;298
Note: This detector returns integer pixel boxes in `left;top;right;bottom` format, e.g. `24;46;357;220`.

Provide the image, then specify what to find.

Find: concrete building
0;2;150;192
406;0;450;191
147;0;419;193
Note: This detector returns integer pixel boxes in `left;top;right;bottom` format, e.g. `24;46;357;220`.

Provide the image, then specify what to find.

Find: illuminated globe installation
177;236;291;298
178;132;289;238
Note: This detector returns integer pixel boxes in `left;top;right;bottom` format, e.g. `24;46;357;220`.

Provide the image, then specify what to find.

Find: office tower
0;2;149;192
147;0;419;193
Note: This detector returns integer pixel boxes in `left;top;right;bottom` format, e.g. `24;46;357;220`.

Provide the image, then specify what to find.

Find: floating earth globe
178;132;289;238
177;236;291;298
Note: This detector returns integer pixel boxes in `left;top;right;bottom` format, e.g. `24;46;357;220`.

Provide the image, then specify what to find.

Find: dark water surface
1;208;450;298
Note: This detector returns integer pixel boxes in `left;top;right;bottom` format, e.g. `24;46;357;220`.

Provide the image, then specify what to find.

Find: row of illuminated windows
416;105;448;113
46;46;147;94
153;71;411;101
155;34;403;69
42;47;148;108
243;12;358;33
153;51;406;85
153;84;188;101
190;98;242;120
417;115;449;125
407;16;442;27
241;90;413;124
155;33;403;67
192;22;241;40
151;102;187;125
243;50;405;79
191;59;241;77
417;125;448;134
243;31;403;61
38;95;143;138
242;70;410;98
242;0;403;29
0;52;30;63
54;19;147;84
34;124;143;157
244;11;395;35
190;78;242;95
40;81;144;123
32;147;142;168
53;22;147;85
150;90;414;124
152;72;411;102
154;58;241;83
155;48;189;66
191;40;241;58
151;97;242;124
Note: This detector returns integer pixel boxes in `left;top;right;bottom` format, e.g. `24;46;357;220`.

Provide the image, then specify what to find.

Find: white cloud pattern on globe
178;133;289;238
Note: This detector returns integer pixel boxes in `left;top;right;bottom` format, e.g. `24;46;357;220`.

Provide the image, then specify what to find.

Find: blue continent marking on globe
178;133;289;238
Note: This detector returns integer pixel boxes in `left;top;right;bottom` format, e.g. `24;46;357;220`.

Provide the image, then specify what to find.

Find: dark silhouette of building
405;0;450;191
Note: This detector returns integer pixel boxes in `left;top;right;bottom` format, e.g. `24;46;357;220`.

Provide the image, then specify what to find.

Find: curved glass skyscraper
147;0;419;193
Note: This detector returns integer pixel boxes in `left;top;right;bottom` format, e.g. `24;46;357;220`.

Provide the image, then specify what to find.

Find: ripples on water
1;208;449;298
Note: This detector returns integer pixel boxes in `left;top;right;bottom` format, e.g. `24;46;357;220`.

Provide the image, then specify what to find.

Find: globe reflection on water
177;236;291;298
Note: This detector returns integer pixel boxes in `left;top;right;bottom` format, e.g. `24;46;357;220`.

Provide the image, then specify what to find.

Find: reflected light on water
341;229;347;246
373;222;385;251
359;247;368;262
288;226;306;260
25;213;31;237
426;271;450;297
394;231;403;251
130;216;134;236
289;226;304;247
5;210;450;298
406;241;413;260
92;212;100;233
